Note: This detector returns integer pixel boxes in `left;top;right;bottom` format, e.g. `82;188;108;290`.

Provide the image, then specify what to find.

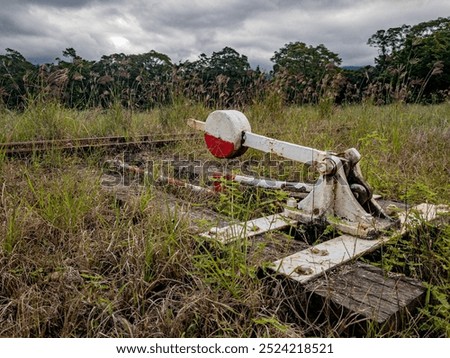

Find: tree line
1;16;449;110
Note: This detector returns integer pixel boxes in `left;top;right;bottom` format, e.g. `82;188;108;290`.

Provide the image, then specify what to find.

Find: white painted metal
187;118;205;131
200;214;296;244
272;234;384;283
189;113;331;172
187;112;449;287
242;132;329;171
204;110;251;148
187;110;393;238
282;162;393;238
272;203;449;284
286;197;298;208
397;203;449;234
233;174;314;192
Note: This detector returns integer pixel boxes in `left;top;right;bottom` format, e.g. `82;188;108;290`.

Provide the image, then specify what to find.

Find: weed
0;102;449;338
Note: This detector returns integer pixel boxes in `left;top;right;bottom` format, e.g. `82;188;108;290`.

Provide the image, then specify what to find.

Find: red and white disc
204;110;251;158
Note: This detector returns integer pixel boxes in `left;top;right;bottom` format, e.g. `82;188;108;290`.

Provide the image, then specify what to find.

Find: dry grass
0;154;306;337
0;102;449;337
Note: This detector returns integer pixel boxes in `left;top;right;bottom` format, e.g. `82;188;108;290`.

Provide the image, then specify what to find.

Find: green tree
175;47;255;107
55;48;95;108
272;42;341;77
270;42;342;104
129;51;173;108
89;50;173;108
367;25;411;71
368;17;450;102
0;48;37;108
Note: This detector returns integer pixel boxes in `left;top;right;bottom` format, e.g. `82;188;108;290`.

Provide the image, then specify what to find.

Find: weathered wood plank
360;264;425;290
319;274;416;316
305;262;426;324
348;267;425;303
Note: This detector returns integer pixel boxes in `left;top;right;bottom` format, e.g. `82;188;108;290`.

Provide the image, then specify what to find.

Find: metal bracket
188;110;397;239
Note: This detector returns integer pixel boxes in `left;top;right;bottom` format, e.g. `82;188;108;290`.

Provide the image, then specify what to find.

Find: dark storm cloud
1;0;449;69
0;2;56;42
13;0;118;8
0;14;30;36
135;0;274;30
127;0;279;62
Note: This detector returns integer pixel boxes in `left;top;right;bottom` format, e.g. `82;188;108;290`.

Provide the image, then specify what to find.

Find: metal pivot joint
188;110;397;238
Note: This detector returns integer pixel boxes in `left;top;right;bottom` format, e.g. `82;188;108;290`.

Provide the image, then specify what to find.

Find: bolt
386;204;399;216
316;158;337;175
310;247;329;256
294;266;314;275
286;197;297;208
344;148;361;164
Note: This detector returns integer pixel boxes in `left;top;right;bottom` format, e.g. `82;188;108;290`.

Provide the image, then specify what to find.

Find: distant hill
341;66;364;71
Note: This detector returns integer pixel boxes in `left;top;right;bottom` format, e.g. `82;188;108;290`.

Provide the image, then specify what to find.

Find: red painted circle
204;133;236;158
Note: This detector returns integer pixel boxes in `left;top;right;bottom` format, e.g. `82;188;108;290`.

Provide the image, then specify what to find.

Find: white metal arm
188;110;396;238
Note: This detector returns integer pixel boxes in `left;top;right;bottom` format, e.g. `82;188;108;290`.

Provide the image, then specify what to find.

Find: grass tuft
0;101;449;337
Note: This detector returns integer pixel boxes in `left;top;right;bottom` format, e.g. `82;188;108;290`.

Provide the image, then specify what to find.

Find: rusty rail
0;133;200;156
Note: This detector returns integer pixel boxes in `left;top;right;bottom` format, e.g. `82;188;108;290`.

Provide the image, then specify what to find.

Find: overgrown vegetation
1;17;450;110
0;100;449;337
0;14;449;338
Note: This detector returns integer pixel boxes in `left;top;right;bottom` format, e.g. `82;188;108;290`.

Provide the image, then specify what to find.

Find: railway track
0;133;200;156
0;128;289;157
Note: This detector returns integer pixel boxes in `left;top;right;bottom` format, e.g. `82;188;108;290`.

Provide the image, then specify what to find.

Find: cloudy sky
0;0;449;70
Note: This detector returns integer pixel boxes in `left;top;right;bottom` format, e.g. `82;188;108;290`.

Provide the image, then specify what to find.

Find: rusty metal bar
0;133;200;155
104;159;216;197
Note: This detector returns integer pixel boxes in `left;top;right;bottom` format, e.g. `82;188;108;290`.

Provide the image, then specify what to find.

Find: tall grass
0;100;449;337
0;95;209;142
